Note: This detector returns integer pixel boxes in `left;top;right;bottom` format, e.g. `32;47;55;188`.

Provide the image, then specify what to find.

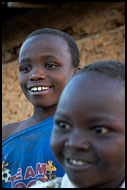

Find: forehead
57;72;124;119
63;72;124;99
19;34;70;57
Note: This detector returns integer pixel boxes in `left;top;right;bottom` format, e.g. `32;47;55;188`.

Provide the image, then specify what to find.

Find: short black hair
76;60;125;82
25;28;80;68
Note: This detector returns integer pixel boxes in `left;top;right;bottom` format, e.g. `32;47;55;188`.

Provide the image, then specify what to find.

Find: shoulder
2;121;22;141
30;178;63;188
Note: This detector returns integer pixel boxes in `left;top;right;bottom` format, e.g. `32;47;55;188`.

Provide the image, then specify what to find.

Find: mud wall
2;2;125;126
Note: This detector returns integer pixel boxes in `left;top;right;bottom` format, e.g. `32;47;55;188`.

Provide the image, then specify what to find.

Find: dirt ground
2;2;125;126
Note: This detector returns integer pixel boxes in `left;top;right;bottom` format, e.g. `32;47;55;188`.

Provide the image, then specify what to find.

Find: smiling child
2;28;80;188
31;60;125;188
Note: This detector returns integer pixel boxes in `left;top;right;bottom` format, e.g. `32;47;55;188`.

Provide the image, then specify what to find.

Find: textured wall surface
2;2;125;126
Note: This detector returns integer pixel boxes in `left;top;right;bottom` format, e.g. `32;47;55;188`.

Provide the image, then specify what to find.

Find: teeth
32;87;37;92
69;158;87;166
30;86;50;92
38;87;42;91
42;87;49;90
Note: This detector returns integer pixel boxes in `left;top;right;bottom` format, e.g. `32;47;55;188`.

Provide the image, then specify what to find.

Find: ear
73;66;81;74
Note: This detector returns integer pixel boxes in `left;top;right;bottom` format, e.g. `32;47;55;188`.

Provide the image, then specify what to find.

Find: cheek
96;137;125;170
54;69;74;88
50;130;66;162
19;76;29;99
19;75;25;88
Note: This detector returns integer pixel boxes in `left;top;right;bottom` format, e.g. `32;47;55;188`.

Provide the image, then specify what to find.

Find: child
2;28;80;188
31;60;125;188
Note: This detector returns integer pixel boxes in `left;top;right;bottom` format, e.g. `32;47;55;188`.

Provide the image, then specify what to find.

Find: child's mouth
65;157;94;170
28;86;53;95
29;86;52;92
68;158;87;166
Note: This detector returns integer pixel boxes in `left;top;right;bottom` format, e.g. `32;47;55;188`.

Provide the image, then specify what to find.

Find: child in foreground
2;28;80;188
31;60;125;188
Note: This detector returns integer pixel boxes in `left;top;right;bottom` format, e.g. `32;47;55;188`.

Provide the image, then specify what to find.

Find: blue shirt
2;116;65;188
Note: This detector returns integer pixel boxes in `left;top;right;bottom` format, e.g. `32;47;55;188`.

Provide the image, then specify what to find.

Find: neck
82;176;125;188
32;104;57;123
97;173;125;188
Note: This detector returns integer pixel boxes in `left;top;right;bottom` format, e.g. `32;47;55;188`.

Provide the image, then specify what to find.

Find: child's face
51;72;125;188
18;34;78;108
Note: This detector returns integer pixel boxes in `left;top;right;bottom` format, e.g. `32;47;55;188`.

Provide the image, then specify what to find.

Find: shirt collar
61;173;77;188
61;174;125;188
120;181;125;188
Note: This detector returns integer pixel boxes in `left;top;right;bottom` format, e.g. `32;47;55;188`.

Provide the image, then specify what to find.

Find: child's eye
19;66;31;73
92;126;109;135
57;121;71;130
45;62;57;70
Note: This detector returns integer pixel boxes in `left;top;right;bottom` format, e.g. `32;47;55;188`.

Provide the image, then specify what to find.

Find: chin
34;103;51;108
34;102;57;109
68;174;86;188
67;170;96;188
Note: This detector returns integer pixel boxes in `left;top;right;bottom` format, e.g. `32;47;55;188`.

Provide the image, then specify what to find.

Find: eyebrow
55;112;121;126
19;55;62;64
19;57;32;64
41;55;57;59
40;55;62;62
55;112;72;122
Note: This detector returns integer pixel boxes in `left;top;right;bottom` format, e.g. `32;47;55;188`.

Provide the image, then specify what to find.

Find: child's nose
29;74;46;81
65;130;90;151
29;69;46;81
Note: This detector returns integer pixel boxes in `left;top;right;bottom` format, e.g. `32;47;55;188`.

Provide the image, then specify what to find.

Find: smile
68;158;88;166
65;157;94;171
29;86;51;92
